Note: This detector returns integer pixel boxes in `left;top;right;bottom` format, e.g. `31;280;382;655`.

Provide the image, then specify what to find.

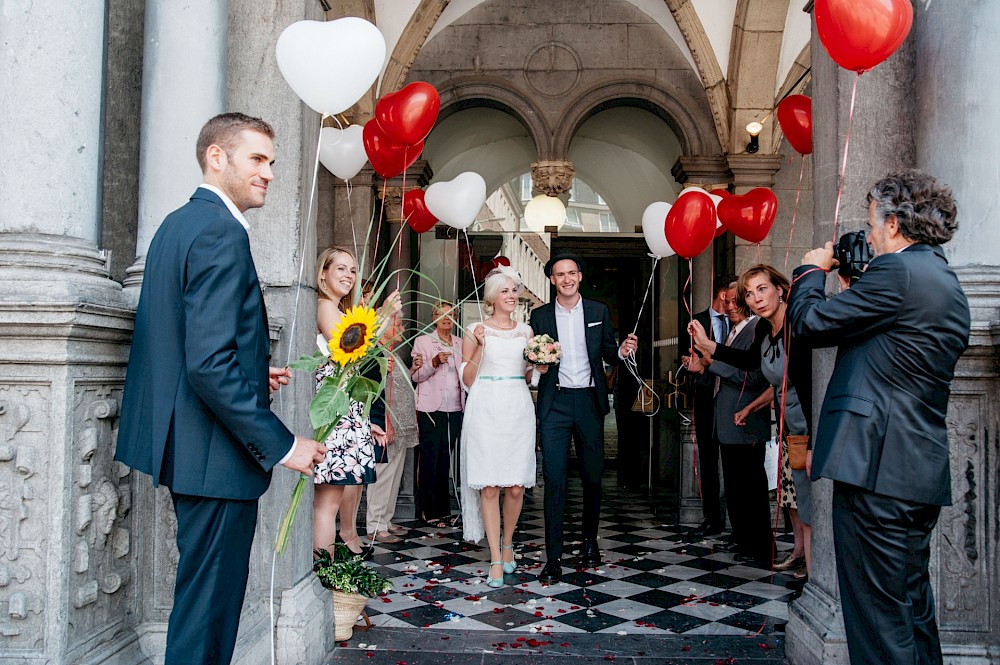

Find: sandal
501;540;517;574
773;554;805;571
486;561;504;588
373;531;402;544
387;524;408;536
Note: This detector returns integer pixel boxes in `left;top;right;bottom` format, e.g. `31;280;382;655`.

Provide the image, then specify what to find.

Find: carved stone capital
725;154;784;191
530;160;575;197
379;186;405;222
671;155;730;188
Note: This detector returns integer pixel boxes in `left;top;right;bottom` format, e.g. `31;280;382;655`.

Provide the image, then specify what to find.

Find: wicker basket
331;590;369;641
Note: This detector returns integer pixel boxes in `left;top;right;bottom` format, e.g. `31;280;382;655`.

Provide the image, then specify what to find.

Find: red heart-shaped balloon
375;81;441;146
402;188;438;233
664;191;716;260
717;188;779;244
815;0;913;74
776;95;813;155
362;120;424;179
492;256;511;267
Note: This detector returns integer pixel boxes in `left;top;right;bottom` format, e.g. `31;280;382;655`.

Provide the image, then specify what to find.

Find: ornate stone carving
937;393;989;631
523;41;581;98
0;383;48;647
153;485;180;611
530;160;575;197
68;382;135;647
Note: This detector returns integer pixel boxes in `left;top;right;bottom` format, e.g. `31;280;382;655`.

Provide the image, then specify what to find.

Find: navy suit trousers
165;493;258;665
833;482;942;665
540;387;604;562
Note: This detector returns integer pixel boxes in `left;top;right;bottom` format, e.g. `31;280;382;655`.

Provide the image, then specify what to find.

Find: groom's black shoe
539;560;562;584
582;539;601;566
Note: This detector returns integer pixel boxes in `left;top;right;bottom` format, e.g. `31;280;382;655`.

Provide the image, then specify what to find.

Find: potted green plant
313;544;393;640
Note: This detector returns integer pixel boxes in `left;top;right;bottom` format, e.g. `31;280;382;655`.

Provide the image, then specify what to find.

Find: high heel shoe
501;540;517;574
338;533;372;561
486;561;504;588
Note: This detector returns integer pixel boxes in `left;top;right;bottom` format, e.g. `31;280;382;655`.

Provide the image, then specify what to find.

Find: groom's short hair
544;253;585;277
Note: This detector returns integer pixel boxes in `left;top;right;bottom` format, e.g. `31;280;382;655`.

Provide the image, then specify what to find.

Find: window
520;174;532;201
599;212;617;232
565;209;582;228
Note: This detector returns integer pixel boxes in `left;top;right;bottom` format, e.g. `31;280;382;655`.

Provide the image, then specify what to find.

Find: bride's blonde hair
482;266;522;316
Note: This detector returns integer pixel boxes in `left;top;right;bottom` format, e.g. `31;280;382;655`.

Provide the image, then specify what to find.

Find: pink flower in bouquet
544;344;554;353
528;352;538;361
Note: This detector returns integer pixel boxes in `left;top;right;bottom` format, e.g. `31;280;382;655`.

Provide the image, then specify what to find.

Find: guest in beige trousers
366;351;419;543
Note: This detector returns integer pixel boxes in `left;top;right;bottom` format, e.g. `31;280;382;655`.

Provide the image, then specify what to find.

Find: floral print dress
313;362;377;485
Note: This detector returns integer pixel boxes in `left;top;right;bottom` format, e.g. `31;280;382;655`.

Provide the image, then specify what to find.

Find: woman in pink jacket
410;301;465;527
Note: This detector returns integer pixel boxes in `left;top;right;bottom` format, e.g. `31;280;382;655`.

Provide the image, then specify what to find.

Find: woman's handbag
786;434;809;471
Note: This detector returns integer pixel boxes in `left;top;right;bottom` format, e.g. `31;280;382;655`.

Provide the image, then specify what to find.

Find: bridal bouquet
274;298;398;556
524;333;561;365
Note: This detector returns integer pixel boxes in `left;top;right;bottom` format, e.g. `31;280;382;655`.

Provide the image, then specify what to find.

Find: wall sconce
746;121;763;154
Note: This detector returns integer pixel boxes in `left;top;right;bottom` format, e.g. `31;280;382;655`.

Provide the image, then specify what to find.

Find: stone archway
552;79;720;159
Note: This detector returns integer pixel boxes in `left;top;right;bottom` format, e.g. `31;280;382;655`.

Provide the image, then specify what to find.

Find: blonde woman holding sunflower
312;246;386;558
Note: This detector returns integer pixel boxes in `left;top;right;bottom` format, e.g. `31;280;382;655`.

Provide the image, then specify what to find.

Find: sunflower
328;306;378;365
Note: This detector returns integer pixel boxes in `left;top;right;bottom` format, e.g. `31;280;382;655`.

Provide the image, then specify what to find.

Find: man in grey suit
116;113;325;665
529;253;637;584
789;171;970;665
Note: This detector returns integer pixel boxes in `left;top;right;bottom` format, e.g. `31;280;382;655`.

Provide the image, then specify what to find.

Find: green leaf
288;350;329;374
348;376;381;404
310;380;351;429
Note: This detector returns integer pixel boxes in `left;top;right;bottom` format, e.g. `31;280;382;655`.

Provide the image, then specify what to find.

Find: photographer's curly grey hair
482;266;522;316
867;170;958;246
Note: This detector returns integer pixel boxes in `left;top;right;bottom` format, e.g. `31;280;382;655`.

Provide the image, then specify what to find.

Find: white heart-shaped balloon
424;172;487;230
641;201;675;259
319;126;367;180
276;18;386;116
708;193;724;232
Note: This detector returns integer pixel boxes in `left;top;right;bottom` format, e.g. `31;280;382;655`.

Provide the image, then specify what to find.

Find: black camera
836;230;872;284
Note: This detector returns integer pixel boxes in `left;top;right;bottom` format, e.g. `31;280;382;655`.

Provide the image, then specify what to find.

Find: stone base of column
275;575;335;665
0;233;136;663
677;410;702;526
785;583;849;665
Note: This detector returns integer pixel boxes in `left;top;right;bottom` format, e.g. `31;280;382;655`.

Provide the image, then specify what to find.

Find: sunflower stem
274;423;336;557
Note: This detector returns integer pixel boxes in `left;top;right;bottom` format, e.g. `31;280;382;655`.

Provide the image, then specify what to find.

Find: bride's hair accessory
483;266;523;316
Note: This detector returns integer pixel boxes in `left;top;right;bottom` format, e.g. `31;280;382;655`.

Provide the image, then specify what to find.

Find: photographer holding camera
788;171;970;665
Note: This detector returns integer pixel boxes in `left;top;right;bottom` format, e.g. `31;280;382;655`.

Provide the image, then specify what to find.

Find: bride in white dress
460;266;545;588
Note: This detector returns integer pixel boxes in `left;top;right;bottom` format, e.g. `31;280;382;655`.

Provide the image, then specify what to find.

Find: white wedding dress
460;322;537;543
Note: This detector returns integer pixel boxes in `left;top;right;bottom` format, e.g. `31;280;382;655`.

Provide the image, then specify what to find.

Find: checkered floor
361;477;800;638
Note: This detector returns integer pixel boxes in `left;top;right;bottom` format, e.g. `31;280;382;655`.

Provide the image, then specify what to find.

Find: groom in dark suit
529;253;638;584
116;113;325;665
790;171;970;665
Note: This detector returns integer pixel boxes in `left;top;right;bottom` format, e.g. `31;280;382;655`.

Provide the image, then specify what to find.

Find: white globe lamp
523;194;566;234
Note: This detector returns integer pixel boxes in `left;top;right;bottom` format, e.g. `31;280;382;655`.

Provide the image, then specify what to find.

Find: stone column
0;2;139;664
122;0;228;303
785;8;916;664
911;3;1000;660
726;154;784;271
322;166;377;272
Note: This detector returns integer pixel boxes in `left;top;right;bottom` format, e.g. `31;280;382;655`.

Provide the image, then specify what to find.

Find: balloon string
684;256;702;505
831;72;860;244
756;242;761;263
631;256;659;337
462;230;484;322
624;255;660;416
397;167;407;294
281;115;325;373
372;179;388;270
784;154;807;270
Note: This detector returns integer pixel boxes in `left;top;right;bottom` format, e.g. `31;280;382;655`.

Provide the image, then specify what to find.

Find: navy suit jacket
789;244;970;505
116;188;294;500
529;298;620;419
709;318;771;445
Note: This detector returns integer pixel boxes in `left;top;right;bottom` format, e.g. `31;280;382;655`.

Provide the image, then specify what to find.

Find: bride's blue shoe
501;540;517;574
486;561;504;588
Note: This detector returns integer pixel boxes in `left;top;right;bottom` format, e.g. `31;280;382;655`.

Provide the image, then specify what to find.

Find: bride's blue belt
479;375;524;381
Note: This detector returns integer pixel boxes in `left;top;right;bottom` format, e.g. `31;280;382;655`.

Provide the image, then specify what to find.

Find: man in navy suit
789;171;970;665
529;254;638;584
116;113;326;665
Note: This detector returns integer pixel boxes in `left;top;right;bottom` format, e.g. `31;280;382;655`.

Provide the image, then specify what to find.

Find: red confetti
339;642;349;647
401;612;410;617
366;653;374;659
441;636;450;640
604;657;616;662
571;605;580;610
682;645;691;651
560;642;570;647
534;611;543;617
493;608;505;614
465;595;481;601
381;597;392;603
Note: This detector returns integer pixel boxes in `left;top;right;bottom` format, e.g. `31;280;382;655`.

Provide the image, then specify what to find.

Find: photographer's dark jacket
789;244;970;506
